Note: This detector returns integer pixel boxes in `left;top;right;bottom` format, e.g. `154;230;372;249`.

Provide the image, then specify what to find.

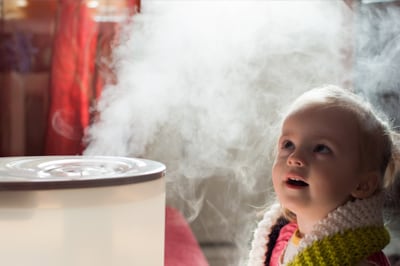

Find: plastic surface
0;156;166;266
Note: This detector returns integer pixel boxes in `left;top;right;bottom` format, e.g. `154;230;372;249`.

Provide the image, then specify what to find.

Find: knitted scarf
247;194;390;266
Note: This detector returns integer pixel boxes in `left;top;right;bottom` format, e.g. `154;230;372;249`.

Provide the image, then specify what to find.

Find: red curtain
45;0;97;155
45;0;140;155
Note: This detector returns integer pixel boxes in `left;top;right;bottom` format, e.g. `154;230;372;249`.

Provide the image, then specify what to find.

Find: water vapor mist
82;0;400;263
354;3;400;125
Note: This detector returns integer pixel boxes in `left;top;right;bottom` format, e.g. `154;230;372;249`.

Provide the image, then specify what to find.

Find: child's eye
281;140;294;150
314;144;331;154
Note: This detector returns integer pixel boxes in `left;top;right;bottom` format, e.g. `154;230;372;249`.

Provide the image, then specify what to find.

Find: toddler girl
248;85;400;265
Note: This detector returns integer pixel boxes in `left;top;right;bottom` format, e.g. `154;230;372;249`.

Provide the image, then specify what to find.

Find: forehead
282;104;360;143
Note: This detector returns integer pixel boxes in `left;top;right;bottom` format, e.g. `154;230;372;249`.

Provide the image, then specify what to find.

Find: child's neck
296;215;319;236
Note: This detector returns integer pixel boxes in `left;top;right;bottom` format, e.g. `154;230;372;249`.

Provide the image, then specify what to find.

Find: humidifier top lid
0;156;165;190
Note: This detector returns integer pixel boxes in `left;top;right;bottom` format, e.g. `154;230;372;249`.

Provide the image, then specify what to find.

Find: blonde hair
279;84;400;220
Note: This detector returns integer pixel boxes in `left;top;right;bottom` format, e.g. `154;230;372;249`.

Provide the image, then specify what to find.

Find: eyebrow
278;132;342;149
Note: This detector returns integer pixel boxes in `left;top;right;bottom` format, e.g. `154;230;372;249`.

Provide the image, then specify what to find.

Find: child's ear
351;172;380;199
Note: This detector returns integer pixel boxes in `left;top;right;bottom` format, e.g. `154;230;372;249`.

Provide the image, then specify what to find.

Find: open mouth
286;178;308;187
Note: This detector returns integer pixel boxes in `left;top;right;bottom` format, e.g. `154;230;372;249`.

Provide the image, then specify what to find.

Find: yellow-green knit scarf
287;226;390;266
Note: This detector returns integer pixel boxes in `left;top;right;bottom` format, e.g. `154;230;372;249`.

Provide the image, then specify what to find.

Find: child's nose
287;151;306;167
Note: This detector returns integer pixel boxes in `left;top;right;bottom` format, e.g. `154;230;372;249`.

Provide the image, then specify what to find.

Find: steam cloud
354;3;400;125
84;0;399;264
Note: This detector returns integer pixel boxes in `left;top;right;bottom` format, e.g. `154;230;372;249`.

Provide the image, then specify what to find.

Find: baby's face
272;104;363;227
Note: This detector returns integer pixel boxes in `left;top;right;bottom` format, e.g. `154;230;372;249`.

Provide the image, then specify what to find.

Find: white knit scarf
247;194;387;266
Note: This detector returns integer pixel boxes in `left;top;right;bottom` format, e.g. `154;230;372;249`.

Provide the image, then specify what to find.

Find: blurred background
1;0;400;265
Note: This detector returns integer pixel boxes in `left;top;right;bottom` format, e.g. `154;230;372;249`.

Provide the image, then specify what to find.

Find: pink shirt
269;222;390;266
